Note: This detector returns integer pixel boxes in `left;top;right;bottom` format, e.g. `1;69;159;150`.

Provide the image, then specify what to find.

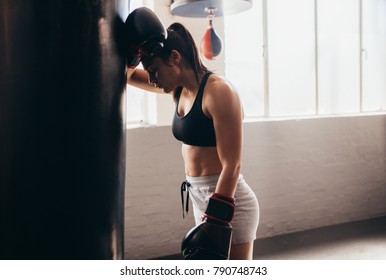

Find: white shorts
184;174;259;245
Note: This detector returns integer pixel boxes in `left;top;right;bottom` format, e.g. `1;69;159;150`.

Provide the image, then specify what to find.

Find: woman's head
141;23;207;91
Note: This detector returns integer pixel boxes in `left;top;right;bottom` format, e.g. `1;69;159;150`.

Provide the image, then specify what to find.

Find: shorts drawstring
180;180;191;218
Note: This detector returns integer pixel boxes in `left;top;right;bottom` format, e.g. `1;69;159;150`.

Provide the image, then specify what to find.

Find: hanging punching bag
200;19;222;60
0;0;128;259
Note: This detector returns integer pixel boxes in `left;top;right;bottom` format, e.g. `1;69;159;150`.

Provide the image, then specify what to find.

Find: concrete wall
124;114;386;259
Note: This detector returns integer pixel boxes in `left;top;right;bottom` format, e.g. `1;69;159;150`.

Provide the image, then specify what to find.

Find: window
224;0;264;117
362;0;386;111
266;0;316;117
317;0;360;114
224;0;386;119
126;0;386;125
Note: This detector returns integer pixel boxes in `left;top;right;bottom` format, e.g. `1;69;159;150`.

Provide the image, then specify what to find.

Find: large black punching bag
0;0;128;259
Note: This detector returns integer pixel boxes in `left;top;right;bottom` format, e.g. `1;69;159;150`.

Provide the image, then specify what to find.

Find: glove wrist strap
204;194;235;224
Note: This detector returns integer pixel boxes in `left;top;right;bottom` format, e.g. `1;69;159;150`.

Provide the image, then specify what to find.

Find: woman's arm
127;68;164;94
204;76;244;198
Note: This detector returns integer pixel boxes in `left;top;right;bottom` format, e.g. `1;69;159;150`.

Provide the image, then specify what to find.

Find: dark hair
164;22;207;80
143;22;208;98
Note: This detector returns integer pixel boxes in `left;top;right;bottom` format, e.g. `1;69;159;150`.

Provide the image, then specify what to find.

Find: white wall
124;114;386;259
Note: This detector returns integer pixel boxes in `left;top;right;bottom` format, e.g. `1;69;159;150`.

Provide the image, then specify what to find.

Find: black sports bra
172;72;216;147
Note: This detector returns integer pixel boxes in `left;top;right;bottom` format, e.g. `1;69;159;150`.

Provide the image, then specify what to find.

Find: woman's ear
167;50;181;66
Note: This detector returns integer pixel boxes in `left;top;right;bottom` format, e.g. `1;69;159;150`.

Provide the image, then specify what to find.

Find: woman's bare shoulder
206;74;240;100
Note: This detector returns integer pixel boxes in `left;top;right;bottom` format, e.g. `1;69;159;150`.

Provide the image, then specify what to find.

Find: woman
127;22;259;260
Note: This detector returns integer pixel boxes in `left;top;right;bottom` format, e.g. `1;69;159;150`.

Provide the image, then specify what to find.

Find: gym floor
156;216;386;260
253;216;386;260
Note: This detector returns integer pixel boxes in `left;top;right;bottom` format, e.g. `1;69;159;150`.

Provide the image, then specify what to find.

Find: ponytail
158;23;208;86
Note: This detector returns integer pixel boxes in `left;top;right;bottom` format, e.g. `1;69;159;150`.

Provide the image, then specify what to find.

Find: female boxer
125;9;259;260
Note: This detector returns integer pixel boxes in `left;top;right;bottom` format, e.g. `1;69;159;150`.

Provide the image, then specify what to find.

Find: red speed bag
200;20;222;60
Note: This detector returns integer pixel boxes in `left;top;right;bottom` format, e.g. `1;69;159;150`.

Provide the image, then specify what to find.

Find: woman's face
142;56;179;93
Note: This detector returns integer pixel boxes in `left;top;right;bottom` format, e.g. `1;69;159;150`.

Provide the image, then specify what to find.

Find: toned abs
181;144;222;177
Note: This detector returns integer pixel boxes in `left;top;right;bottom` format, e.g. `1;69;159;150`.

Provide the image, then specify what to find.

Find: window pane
317;0;360;114
362;0;386;111
267;0;316;117
126;85;145;124
224;0;264;117
126;0;146;124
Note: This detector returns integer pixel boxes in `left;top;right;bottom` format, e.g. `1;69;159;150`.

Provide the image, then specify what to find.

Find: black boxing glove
124;7;167;68
181;193;235;260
